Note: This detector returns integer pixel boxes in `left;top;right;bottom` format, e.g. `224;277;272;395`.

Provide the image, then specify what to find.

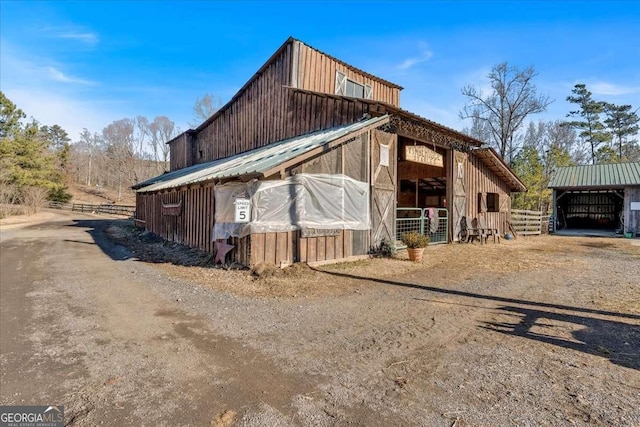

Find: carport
549;162;640;236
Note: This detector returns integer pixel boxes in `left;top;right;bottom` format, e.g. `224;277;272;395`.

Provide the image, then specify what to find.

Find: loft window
346;79;365;98
335;71;373;99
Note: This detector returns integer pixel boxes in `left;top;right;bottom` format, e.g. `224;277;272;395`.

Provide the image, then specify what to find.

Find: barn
133;37;526;267
549;162;640;236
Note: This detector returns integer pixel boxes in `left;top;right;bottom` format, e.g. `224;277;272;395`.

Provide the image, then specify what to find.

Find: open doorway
396;137;449;244
555;189;624;232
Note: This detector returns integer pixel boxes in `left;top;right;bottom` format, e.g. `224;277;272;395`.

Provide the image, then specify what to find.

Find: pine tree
603;103;640;161
565;84;610;164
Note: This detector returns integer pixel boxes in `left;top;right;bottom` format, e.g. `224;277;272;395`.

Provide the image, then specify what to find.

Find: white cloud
46;66;95;85
6;87;113;140
38;26;99;47
397;48;433;70
588;81;640;96
56;31;99;46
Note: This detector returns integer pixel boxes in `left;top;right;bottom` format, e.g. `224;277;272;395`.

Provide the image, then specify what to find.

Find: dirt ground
1;211;639;426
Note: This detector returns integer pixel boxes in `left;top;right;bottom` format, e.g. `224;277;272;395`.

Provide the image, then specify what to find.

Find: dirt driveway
1;210;638;426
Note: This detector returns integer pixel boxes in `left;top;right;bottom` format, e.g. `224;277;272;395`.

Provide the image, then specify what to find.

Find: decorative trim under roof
286;87;484;150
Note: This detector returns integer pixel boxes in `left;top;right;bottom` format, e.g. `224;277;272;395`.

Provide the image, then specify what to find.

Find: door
371;129;397;246
452;150;467;242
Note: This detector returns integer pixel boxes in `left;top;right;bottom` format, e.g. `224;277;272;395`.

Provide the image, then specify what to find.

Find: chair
478;216;500;244
460;216;484;244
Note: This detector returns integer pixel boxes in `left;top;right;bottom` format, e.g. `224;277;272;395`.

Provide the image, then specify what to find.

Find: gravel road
1;210;638;426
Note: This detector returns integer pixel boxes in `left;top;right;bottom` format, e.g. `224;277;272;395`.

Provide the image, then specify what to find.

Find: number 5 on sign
234;198;251;223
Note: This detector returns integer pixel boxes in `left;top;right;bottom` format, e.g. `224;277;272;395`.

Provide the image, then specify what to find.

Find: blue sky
2;1;639;141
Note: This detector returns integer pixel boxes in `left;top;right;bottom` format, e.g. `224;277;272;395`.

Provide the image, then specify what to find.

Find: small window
335;71;373;99
487;193;500;212
478;192;500;213
346;79;365;98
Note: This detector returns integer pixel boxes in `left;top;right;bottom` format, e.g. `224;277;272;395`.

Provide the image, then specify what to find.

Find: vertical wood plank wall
168;132;194;171
287;91;370;137
193;42;294;165
168;40;402;171
294;41;400;107
624;186;640;234
135;185;216;254
465;154;511;234
135;190;355;267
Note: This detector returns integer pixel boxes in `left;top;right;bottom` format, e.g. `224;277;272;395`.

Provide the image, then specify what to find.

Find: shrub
22;186;49;214
401;231;430;248
378;237;396;257
48;186;72;203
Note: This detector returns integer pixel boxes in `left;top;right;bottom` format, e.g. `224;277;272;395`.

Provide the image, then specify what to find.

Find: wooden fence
510;209;543;236
48;201;136;217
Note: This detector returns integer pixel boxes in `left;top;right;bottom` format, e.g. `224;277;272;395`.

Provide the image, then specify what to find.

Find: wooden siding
245;230;353;266
286;90;371;137
170;40;401;171
168;132;194;171
465;152;512;235
294;41;400;107
624;186;640;235
194;42;294;164
135;185;216;254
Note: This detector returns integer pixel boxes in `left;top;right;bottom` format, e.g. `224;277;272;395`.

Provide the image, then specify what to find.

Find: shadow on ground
482;306;640;370
317;269;640;370
67;218;216;266
66;217;640;370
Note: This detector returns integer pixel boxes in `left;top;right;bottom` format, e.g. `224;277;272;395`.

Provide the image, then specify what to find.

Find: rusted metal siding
293;41;401;107
465;152;512;235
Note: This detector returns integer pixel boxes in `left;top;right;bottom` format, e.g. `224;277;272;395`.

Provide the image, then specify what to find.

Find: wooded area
1;91;180;217
460;67;639;214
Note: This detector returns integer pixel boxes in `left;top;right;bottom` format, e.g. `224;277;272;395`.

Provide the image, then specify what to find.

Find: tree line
460;63;639;212
1;64;637;218
1;91;220;215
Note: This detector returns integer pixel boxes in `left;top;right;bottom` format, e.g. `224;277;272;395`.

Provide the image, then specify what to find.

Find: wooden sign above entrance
405;145;444;167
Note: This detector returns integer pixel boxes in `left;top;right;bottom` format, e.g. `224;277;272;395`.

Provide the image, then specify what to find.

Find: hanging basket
407;247;425;262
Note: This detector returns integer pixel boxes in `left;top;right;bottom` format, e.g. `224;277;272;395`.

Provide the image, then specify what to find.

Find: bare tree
134;116;151;158
103;119;135;202
148;116;178;173
22;186;49;214
76;129;104;186
460;62;552;164
190;93;222;127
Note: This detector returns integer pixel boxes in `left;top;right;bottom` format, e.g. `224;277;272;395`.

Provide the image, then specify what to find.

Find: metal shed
548;162;640;236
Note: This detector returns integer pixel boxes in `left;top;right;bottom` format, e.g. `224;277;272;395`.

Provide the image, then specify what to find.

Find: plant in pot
401;231;430;262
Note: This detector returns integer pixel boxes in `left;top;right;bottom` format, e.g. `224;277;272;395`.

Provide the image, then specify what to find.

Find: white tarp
213;174;370;239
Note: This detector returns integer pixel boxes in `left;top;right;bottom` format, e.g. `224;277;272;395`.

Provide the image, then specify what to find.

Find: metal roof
548;162;640;189
134;115;389;193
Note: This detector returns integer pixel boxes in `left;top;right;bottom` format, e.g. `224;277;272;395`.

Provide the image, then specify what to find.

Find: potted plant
401;231;430;262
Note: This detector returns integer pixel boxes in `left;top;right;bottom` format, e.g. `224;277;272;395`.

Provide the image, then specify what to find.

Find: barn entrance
555;189;624;231
396;137;449;244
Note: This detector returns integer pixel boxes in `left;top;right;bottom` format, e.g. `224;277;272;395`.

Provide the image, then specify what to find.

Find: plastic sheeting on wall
213;174;371;239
